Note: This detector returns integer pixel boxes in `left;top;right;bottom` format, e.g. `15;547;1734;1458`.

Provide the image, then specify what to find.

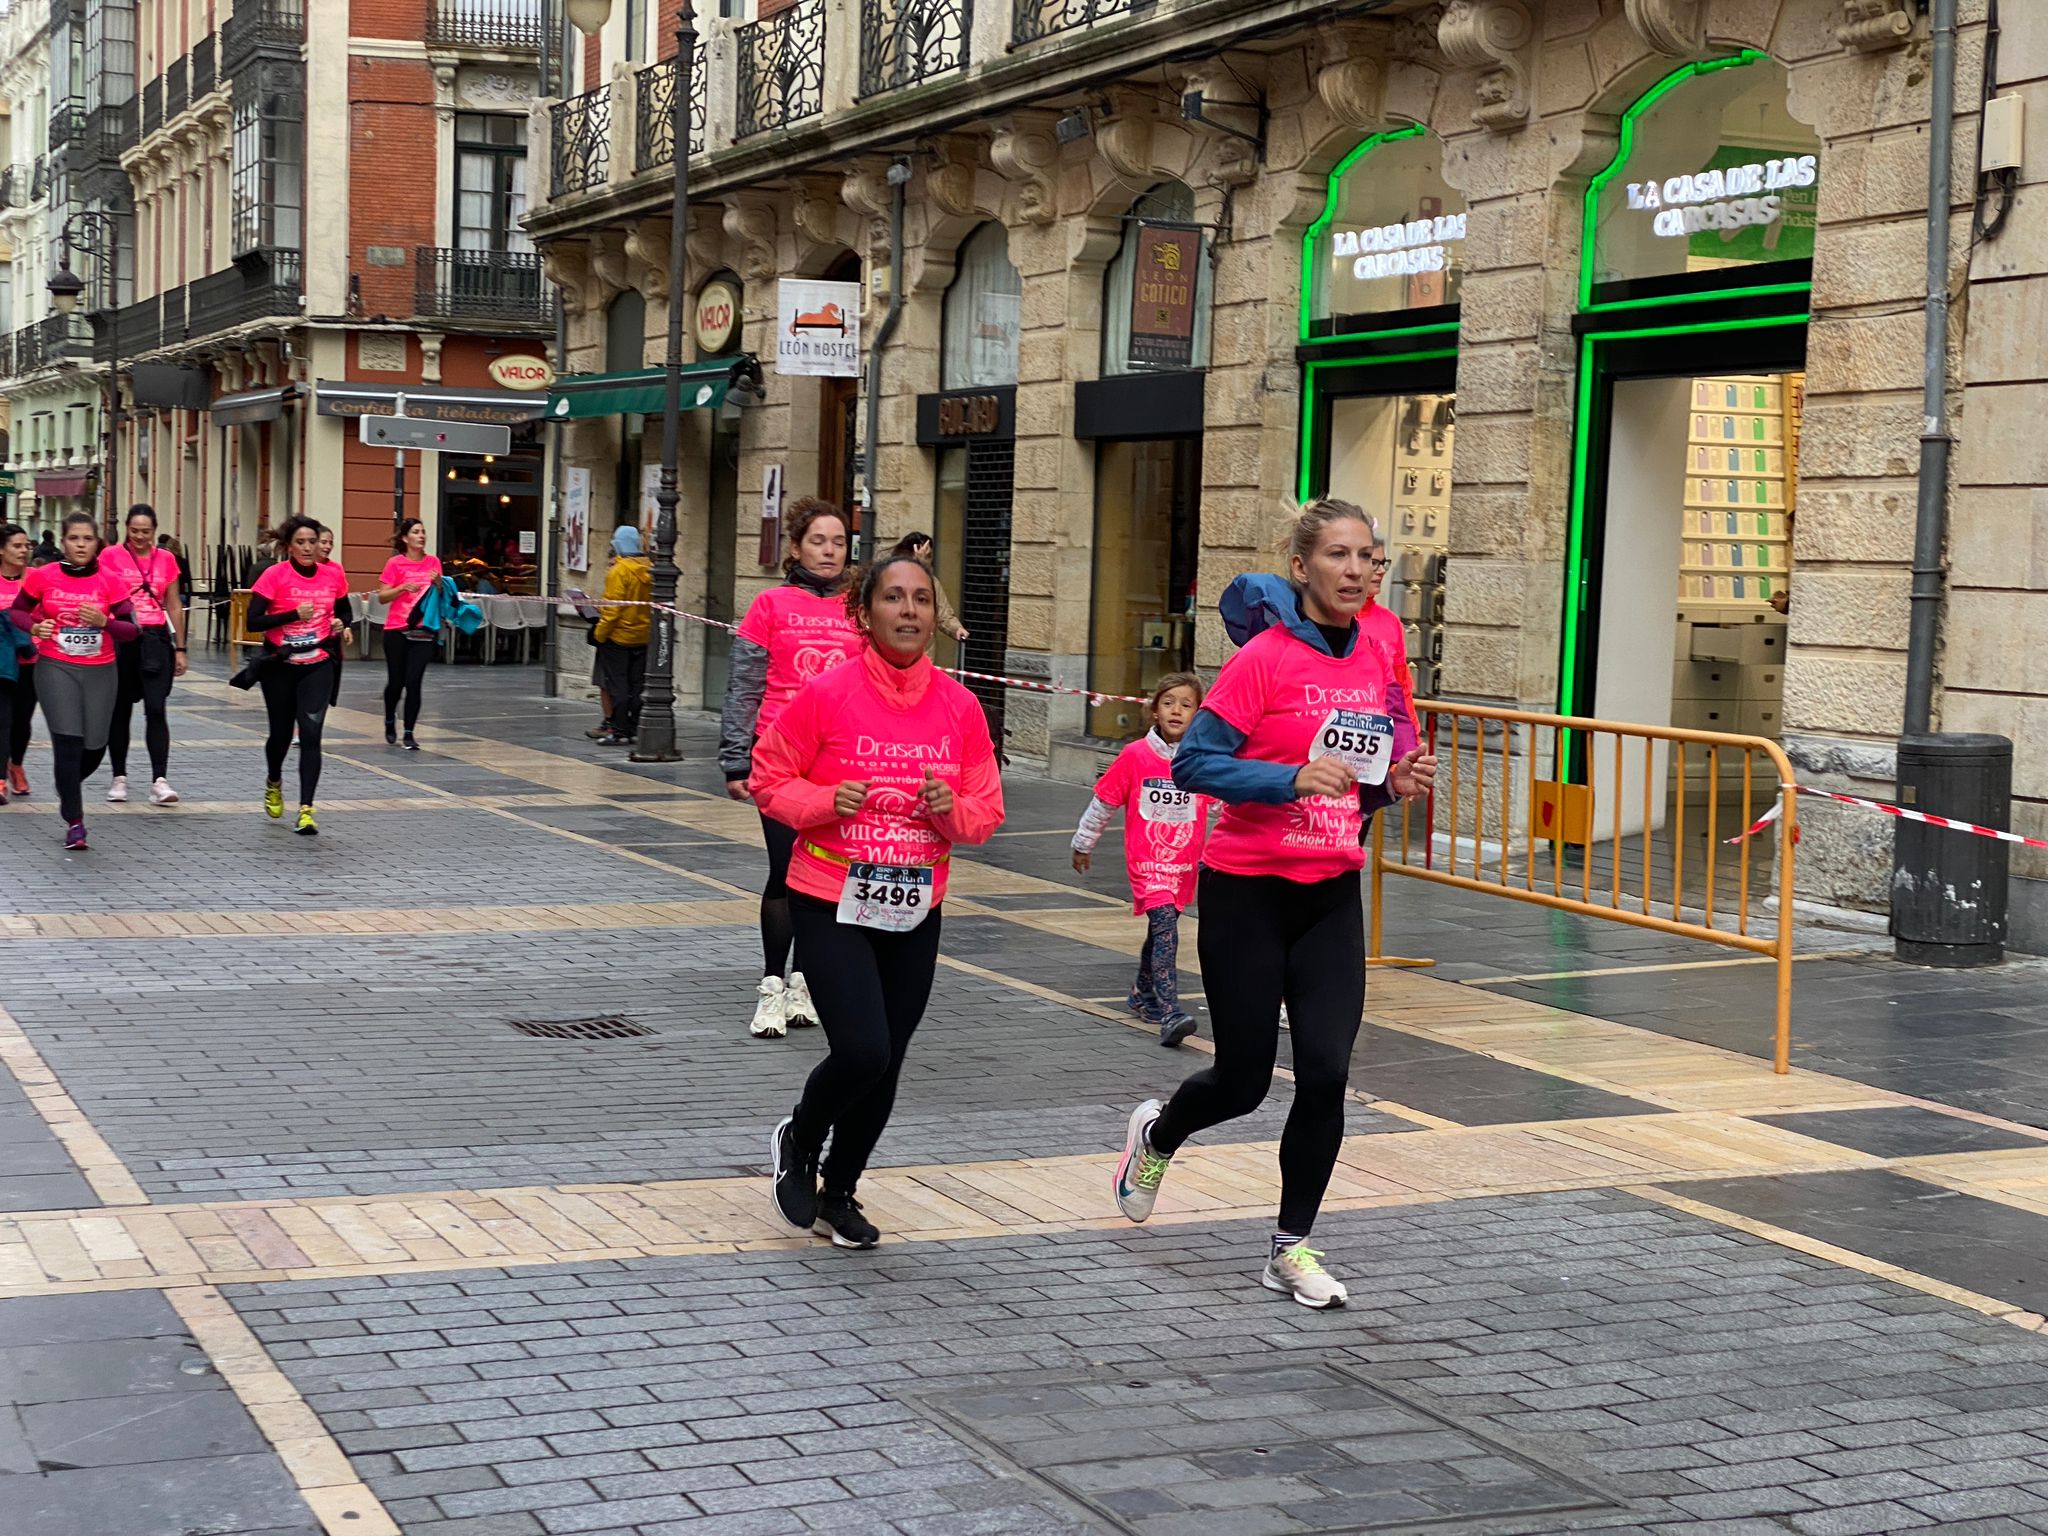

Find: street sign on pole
358;415;511;455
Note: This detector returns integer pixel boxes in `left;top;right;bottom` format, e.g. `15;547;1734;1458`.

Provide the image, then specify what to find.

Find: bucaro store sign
1627;153;1817;238
914;386;1015;447
1330;212;1468;279
1128;222;1201;370
488;354;555;391
938;394;1000;435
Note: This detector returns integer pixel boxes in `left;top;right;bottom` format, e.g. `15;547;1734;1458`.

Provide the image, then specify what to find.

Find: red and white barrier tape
1725;784;2048;851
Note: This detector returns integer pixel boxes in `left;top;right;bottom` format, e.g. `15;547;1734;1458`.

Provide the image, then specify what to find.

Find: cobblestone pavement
5;659;2048;1535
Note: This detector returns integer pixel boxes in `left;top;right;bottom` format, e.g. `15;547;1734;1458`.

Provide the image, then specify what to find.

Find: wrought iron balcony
427;0;544;50
633;45;707;173
141;77;162;137
49;97;83;153
415;247;547;324
0;166;23;211
222;0;305;77
1011;0;1152;46
29;156;47;201
860;0;970;98
737;0;825;139
549;84;610;198
12;314;95;375
166;56;189;121
191;33;216;99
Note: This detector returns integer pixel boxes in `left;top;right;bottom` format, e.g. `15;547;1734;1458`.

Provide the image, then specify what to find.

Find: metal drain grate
509;1017;655;1041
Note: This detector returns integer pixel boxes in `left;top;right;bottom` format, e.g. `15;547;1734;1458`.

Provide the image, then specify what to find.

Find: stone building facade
527;0;2048;947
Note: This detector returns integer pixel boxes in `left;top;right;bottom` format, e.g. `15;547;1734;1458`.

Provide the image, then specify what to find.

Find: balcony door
452;113;535;312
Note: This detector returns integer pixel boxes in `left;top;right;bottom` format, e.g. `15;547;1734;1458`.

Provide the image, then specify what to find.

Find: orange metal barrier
1370;701;1800;1073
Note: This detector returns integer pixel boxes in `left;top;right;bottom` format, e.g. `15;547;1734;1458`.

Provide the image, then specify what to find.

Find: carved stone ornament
624;219;672;300
685;207;727;287
721;194;779;281
924;137;983;221
1316;24;1388;132
1097;90;1157;184
540;240;623;316
456;68;530;108
791;176;847;252
1624;0;1704;57
1391;3;1445;60
358;334;408;374
588;230;631;298
989;114;1058;225
1438;0;1535;131
1837;0;1914;51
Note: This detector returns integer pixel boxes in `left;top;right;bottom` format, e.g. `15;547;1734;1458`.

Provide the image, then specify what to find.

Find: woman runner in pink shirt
6;512;140;848
718;499;865;1040
752;554;1005;1250
1111;500;1436;1308
245;517;353;836
101;504;189;806
376;517;443;750
0;523;36;803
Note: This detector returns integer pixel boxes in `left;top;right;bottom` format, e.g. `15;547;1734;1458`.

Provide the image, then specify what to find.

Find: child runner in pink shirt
1070;673;1212;1046
752;553;1004;1251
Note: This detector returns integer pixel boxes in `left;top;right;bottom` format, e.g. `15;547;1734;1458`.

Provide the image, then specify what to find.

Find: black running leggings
261;659;332;807
109;636;174;780
382;634;433;732
8;664;34;767
1149;867;1366;1235
50;734;106;824
759;809;798;979
787;893;943;1197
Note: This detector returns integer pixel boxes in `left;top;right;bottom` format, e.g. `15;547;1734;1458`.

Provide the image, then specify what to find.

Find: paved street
8;660;2048;1536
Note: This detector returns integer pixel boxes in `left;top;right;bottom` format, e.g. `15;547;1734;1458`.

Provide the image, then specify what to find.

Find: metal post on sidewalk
632;4;695;763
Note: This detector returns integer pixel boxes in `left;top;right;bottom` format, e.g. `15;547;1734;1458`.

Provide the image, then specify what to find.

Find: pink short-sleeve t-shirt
252;560;352;664
1198;624;1394;883
20;563;131;665
735;583;863;735
101;544;177;629
1094;737;1210;914
379;555;443;630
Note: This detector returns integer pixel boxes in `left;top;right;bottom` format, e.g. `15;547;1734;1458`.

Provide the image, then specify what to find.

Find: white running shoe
1113;1099;1170;1223
1263;1242;1349;1309
749;976;788;1039
784;971;820;1028
105;775;128;804
149;778;179;806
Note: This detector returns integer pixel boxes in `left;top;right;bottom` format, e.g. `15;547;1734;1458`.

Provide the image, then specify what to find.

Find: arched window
1102;181;1210;376
1305;127;1466;334
941;222;1020;390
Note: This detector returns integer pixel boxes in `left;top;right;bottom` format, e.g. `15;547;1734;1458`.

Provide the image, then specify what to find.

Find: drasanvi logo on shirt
852;736;955;762
1300;683;1382;709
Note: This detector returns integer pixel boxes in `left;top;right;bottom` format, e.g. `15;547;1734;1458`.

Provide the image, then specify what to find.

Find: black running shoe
769;1116;818;1233
814;1193;880;1249
1159;1013;1197;1048
385;719;397;745
401;734;421;752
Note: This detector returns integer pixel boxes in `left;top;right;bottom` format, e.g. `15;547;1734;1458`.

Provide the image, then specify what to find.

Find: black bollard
1890;733;2012;968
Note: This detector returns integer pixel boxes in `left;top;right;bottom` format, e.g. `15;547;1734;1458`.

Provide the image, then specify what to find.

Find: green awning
546;359;746;421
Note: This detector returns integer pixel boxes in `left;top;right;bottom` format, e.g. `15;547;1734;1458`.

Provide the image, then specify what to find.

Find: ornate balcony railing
427;0;544;50
1011;0;1150;46
549;84;610;197
166;55;189;121
860;0;970;98
49;97;82;153
191;33;216;98
12;314;94;375
185;252;304;340
415;247;547;324
141;77;162;137
222;0;305;77
633;45;707;173
0;166;23;210
736;0;824;139
29;156;47;201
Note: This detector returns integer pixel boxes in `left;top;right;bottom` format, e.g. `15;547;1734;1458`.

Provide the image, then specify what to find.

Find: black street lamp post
632;5;695;763
48;211;122;535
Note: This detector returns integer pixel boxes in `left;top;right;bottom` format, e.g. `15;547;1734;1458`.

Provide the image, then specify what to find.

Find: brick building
530;0;2043;946
6;0;556;600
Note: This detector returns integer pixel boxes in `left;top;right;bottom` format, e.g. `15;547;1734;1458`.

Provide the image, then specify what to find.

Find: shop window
1102;183;1209;376
1586;53;1819;302
1304;127;1466;336
941;222;1020;390
1087;438;1199;740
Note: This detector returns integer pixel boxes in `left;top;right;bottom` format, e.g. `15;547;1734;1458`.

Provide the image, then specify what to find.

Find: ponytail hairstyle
391;516;425;553
782;497;849;576
271;515;325;561
124;503;158;532
842;553;934;627
1282;498;1376;590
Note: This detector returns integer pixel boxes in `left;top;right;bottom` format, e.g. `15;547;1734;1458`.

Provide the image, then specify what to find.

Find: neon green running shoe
264;782;284;820
294;806;318;837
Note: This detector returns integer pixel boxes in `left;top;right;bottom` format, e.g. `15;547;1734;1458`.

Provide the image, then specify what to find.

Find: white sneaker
749;976;787;1039
105;776;128;804
149;778;179;806
1263;1242;1349;1310
1113;1100;1170;1223
784;971;820;1028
